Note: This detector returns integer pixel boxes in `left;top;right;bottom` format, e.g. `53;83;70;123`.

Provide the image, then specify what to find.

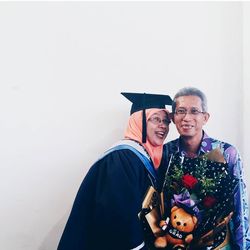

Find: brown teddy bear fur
154;205;198;249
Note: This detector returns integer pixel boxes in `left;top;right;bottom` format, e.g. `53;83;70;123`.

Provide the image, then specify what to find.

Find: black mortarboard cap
121;92;172;143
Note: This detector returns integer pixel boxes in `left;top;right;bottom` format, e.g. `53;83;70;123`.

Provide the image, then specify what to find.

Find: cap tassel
142;108;147;143
142;93;147;143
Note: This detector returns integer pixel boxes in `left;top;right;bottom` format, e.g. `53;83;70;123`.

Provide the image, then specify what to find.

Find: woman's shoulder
94;142;148;171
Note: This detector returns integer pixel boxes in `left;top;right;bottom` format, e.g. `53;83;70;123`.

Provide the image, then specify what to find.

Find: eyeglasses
175;108;205;116
148;116;171;125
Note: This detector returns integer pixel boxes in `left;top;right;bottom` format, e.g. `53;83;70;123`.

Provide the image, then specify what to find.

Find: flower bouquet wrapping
159;149;239;249
139;186;165;249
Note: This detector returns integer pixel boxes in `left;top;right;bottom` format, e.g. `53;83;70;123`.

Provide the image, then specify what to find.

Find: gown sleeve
58;149;151;250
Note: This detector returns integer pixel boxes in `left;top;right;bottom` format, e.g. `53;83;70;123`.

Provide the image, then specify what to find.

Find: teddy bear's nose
177;222;181;226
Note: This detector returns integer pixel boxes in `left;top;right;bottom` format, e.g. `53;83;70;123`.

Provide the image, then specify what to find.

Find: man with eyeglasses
163;87;250;250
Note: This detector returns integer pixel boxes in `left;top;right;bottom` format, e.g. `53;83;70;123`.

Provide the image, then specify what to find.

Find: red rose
182;174;198;189
203;196;217;208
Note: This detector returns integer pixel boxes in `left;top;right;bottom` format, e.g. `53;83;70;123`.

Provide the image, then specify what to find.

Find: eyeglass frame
148;116;171;126
174;107;205;116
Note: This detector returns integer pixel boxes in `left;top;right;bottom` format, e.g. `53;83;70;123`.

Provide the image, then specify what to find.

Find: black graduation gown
57;146;158;250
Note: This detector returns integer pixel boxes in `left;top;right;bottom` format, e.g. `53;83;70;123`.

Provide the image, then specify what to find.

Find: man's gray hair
172;87;208;112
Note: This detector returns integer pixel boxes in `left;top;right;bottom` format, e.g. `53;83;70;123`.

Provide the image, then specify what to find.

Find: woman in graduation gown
57;92;172;250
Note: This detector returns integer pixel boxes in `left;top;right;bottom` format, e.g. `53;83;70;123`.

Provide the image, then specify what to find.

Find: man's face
173;95;209;141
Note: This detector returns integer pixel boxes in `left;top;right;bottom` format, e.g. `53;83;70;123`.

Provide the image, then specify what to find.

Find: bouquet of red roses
161;150;238;249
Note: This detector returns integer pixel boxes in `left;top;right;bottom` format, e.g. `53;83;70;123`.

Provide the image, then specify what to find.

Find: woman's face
147;110;170;146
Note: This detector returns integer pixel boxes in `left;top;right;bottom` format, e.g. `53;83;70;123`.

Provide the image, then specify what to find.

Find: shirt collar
175;130;209;156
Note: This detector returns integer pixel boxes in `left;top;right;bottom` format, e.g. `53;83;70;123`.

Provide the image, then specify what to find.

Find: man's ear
203;112;210;125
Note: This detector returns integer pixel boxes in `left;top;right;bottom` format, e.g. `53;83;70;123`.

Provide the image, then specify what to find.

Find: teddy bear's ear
171;206;179;212
192;216;198;225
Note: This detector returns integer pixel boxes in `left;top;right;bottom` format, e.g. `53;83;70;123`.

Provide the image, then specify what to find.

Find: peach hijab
124;108;169;169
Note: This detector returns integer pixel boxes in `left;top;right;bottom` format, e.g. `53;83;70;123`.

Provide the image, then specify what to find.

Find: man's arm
227;148;250;249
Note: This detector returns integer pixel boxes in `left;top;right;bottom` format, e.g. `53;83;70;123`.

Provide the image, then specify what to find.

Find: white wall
243;1;250;212
0;2;247;250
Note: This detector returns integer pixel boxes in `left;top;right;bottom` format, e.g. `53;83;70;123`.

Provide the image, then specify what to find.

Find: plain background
0;2;250;250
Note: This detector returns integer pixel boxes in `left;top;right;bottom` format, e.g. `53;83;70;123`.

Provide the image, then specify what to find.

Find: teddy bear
154;205;198;250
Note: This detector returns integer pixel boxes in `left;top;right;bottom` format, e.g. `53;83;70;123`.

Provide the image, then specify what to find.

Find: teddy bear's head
170;206;198;233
